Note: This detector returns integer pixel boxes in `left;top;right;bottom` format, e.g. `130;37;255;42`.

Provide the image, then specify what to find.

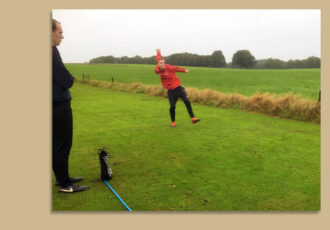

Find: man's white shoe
59;184;89;193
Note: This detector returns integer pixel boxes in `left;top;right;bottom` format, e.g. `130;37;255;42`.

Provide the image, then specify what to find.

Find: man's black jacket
52;46;74;104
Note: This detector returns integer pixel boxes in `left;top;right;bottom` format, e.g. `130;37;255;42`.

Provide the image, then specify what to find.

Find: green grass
52;81;320;211
66;64;320;100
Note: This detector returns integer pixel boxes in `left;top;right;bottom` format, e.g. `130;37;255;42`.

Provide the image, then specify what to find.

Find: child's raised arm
155;48;162;63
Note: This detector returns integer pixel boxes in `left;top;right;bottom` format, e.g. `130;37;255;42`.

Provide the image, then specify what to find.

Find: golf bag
98;148;113;180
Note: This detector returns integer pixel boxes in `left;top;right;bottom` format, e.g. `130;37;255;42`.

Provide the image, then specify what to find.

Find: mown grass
52;81;320;211
65;63;320;99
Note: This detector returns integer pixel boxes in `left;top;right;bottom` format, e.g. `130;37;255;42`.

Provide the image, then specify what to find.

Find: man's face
157;59;166;70
52;23;64;46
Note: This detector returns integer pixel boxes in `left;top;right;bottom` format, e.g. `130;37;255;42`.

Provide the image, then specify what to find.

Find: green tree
120;56;130;64
103;55;116;63
306;56;321;68
232;50;256;69
211;50;226;67
131;55;144;64
264;58;287;69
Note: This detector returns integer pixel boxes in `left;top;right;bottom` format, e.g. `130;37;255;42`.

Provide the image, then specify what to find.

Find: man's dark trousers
168;86;194;121
52;102;72;187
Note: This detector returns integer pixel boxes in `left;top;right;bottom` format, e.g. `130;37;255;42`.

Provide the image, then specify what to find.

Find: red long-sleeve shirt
154;51;186;90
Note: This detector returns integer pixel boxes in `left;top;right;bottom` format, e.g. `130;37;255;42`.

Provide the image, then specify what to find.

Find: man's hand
185;69;189;73
156;48;161;53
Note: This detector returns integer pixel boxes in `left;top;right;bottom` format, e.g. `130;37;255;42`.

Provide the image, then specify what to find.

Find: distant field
65;64;320;99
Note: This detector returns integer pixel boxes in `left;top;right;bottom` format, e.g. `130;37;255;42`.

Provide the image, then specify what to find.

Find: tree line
89;50;320;69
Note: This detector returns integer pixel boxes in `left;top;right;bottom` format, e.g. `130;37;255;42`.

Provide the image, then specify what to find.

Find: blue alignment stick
103;180;132;211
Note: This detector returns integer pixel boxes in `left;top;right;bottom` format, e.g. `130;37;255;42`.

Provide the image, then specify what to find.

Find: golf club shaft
103;180;132;211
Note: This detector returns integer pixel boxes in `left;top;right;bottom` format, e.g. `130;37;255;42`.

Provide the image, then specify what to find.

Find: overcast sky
52;10;320;63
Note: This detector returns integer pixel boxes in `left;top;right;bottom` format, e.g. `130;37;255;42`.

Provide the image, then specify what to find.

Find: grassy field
65;64;320;99
52;81;320;211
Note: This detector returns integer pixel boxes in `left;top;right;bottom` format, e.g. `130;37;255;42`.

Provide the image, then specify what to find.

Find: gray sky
52;10;320;63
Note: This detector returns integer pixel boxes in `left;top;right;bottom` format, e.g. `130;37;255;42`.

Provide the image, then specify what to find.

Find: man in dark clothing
52;19;89;193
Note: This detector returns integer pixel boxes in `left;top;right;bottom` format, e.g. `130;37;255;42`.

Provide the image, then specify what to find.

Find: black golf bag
98;148;113;180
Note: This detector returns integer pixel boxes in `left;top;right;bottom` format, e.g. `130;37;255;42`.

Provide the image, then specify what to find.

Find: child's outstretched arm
156;48;162;63
167;64;189;73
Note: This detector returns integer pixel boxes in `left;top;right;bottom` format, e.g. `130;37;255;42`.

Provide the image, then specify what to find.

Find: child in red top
155;49;200;127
